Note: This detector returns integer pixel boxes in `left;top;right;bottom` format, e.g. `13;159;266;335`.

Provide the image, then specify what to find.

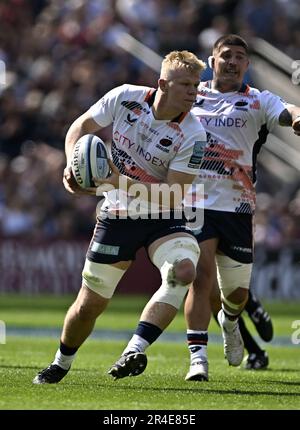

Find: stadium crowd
1;0;300;246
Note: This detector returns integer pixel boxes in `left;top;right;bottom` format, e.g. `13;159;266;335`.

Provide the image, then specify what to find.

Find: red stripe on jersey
244;85;250;95
177;112;188;124
144;89;155;103
187;340;207;345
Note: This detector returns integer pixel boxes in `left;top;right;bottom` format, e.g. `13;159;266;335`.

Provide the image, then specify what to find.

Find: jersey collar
205;80;250;94
145;89;188;124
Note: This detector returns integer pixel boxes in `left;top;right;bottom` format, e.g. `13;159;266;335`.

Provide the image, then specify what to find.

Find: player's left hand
292;116;300;135
63;166;97;195
93;159;121;189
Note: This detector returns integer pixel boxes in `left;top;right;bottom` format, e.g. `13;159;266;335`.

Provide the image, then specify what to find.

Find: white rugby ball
71;134;110;188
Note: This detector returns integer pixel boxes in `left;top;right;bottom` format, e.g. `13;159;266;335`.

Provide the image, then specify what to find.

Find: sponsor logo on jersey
234;100;248;111
230;245;252;253
121;100;150;125
91;242;120;256
159;138;173;147
188;140;206;168
155;137;173;153
126;114;138;124
113;133;168;168
201;117;247;128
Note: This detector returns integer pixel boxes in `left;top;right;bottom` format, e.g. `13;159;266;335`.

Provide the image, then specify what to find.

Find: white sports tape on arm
82;259;125;299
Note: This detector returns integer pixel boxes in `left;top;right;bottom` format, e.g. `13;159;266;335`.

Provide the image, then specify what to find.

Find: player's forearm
65;120;86;165
65;113;101;165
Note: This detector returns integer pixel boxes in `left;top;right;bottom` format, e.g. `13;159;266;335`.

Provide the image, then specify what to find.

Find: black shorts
194;209;253;263
86;214;193;264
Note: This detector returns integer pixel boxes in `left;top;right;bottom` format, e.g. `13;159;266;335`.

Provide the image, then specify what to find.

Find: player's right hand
63;166;96;195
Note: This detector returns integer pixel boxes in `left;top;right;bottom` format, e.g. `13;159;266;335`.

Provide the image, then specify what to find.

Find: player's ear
158;78;168;93
208;56;214;69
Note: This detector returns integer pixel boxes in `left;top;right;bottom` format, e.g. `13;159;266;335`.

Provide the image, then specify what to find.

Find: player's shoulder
246;85;278;100
183;111;207;134
245;85;261;96
103;84;155;109
118;83;154;100
185;110;204;126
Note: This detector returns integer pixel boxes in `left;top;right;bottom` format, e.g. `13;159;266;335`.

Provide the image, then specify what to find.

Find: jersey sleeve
89;84;127;127
260;90;287;131
169;130;207;174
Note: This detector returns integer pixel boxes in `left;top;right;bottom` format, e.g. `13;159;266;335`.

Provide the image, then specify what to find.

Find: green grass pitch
0;294;299;410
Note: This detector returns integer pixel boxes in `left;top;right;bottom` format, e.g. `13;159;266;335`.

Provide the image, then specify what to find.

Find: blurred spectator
1;0;299;244
254;191;300;248
0;141;96;240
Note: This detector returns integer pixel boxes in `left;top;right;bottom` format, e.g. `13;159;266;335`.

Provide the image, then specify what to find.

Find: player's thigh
197;238;219;279
86;216;144;264
217;212;253;264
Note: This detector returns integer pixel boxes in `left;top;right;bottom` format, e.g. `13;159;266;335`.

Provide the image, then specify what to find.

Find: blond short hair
160;50;206;79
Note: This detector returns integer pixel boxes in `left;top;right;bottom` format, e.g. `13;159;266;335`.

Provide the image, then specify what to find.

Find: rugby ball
71;134;110;188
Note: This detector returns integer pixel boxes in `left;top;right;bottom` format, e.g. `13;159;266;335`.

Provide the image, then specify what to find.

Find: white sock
52;349;76;370
122;334;149;355
187;329;208;365
190;345;207;365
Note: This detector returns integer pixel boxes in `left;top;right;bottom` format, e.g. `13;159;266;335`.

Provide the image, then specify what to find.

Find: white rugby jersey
89;84;206;215
189;82;286;214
